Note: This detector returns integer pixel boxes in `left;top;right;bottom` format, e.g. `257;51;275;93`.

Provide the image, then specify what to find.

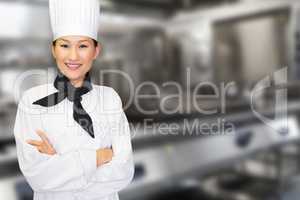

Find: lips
65;63;82;70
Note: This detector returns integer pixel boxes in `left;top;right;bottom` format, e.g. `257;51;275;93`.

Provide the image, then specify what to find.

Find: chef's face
51;35;100;87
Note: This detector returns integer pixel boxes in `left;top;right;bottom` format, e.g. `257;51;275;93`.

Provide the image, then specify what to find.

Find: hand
96;148;113;167
27;129;57;155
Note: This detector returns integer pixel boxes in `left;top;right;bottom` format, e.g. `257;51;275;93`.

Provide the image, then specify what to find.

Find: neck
70;79;84;88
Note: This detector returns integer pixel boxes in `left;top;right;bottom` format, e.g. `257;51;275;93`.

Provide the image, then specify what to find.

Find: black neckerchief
33;70;95;138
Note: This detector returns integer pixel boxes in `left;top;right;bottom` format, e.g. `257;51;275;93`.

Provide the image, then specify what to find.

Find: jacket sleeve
13;93;97;192
79;89;134;198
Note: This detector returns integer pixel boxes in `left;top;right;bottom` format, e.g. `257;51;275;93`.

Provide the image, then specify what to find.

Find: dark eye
60;44;69;48
79;44;88;48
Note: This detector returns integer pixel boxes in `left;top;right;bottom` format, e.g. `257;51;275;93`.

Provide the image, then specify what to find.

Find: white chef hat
49;0;100;41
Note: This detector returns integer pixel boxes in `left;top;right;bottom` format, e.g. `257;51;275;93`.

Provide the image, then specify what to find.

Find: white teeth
66;63;81;69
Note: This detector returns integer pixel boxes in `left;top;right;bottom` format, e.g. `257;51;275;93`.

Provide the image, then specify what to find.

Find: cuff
77;149;97;182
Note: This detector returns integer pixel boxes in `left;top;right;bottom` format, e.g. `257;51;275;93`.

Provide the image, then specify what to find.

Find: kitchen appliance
0;68;56;141
168;0;300;97
0;139;31;200
120;115;300;200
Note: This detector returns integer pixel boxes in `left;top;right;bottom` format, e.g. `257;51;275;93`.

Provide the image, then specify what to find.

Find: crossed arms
14;90;134;195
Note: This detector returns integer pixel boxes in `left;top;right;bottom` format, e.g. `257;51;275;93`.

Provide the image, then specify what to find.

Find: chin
62;69;85;80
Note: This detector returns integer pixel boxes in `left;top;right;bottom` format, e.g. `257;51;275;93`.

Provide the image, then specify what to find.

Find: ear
93;43;101;60
51;45;56;59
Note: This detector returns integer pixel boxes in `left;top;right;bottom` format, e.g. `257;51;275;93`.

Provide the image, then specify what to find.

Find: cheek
79;51;96;63
54;50;67;63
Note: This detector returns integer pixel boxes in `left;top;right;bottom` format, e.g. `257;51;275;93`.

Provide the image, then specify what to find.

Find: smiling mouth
65;63;82;70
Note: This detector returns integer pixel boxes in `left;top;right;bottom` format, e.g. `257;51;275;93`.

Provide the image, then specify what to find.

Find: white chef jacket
13;83;134;200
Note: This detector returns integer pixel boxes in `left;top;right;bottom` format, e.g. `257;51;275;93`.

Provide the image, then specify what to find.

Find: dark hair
52;39;98;47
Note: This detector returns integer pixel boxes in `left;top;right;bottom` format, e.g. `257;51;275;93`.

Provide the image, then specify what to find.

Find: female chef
13;0;134;199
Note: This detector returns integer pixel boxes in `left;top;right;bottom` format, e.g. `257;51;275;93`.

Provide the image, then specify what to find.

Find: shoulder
92;84;123;111
92;84;121;101
17;83;56;114
21;83;56;105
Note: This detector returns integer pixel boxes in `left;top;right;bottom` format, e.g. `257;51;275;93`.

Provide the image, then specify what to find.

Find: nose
68;46;79;60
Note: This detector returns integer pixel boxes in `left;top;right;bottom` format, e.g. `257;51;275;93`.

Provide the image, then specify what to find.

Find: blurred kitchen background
2;0;300;199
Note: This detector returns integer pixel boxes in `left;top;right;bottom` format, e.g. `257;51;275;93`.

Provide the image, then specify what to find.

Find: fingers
27;140;44;153
27;139;42;147
36;129;57;155
97;148;113;167
26;131;57;155
99;147;114;154
37;146;43;153
36;129;50;143
35;129;53;149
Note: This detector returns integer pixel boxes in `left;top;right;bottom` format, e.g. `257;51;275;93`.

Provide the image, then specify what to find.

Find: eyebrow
57;39;89;43
58;39;70;43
